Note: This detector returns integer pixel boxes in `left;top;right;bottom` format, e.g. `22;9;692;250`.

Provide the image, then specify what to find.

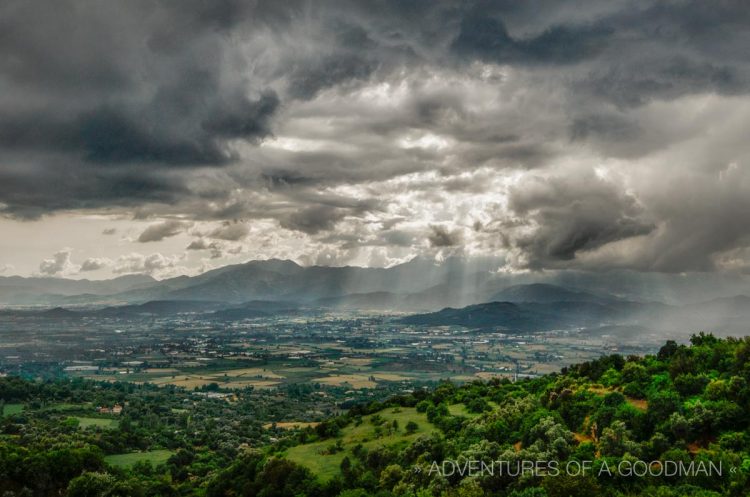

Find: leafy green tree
379;464;404;491
508;488;548;497
542;475;599;497
66;472;116;497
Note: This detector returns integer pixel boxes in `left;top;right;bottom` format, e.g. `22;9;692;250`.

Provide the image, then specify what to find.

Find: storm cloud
2;0;750;273
505;172;656;268
137;220;190;243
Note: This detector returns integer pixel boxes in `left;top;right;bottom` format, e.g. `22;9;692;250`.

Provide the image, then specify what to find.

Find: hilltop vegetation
209;333;750;497
3;333;750;496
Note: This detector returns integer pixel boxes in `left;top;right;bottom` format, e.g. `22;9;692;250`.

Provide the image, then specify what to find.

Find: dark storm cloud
569;114;640;144
452;15;610;65
506;173;655;268
79;92;277;165
448;0;750;106
0;158;189;219
279;206;347;235
626;164;750;273
585;58;745;108
428;225;463;248
0;0;279;217
285;23;382;100
3;0;750;273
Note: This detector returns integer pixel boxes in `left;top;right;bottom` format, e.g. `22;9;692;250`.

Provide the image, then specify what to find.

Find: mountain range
4;257;750;307
2;257;750;336
0;257;501;308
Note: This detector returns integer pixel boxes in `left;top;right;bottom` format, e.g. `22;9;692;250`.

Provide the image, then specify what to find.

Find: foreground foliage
3;333;750;496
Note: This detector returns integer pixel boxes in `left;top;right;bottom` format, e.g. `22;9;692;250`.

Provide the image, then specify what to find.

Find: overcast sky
1;0;749;279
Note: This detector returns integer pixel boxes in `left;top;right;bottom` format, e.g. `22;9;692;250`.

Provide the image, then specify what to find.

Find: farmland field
73;417;119;429
2;403;23;416
313;374;377;388
104;450;175;468
264;421;320;430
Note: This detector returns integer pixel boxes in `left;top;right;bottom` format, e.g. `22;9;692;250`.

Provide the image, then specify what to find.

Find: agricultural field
2;403;23;416
47;310;635;407
72;417;119;430
264;421;320;430
41;402;92;412
104;450;175;468
446;403;479;418
312;374;377;389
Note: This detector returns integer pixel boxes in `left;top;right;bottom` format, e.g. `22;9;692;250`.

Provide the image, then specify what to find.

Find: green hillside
212;333;750;497
285;407;437;481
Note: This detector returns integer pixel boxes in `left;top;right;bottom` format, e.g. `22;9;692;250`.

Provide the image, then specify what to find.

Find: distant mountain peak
491;283;616;304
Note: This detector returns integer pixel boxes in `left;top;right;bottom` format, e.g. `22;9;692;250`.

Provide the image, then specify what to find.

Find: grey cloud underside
428;225;463;248
2;0;750;271
505;173;656;268
137;220;190;243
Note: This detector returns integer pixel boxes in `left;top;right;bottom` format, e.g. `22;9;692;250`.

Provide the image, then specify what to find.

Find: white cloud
207;221;250;241
38;249;79;276
113;252;185;277
80;257;112;272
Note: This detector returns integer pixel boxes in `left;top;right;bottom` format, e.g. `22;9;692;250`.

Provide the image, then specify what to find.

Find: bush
674;374;710;397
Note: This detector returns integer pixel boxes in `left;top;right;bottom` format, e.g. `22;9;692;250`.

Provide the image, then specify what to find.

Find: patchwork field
65;331;602;397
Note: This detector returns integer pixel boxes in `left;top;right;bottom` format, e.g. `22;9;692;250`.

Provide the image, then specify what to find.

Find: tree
542;475;599;497
66;472;116;497
508;488;548;497
673;373;709;397
658;340;679;361
379;464;404;491
599;420;636;457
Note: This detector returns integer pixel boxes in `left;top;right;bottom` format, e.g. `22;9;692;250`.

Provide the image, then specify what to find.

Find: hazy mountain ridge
2;259;750;337
399;299;668;332
2;279;750;338
0;257;499;308
0;274;158;304
490;283;623;304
